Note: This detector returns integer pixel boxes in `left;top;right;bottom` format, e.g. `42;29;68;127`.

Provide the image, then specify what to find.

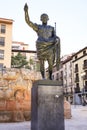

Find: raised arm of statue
24;3;38;31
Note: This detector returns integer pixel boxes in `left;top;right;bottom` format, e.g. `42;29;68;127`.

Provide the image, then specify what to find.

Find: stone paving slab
65;105;87;130
0;105;87;130
0;122;31;130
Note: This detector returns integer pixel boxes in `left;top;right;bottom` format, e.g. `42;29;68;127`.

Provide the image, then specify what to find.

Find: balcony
83;64;87;70
75;87;80;93
75;77;79;82
74;68;78;73
83;75;87;80
60;76;63;80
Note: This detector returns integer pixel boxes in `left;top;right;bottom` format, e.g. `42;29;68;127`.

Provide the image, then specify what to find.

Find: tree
28;58;34;70
28;58;40;71
11;52;29;68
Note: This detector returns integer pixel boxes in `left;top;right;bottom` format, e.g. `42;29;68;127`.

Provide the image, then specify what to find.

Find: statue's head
40;13;49;23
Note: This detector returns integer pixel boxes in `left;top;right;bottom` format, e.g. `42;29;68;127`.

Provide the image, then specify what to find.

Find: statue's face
40;14;49;23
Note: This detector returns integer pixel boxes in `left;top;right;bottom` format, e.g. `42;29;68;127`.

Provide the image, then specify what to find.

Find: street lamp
81;72;86;106
73;85;76;107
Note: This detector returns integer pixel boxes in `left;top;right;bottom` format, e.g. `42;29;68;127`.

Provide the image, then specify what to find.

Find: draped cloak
34;24;60;70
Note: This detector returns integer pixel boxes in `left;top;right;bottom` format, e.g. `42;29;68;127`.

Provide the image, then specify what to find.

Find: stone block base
31;80;65;130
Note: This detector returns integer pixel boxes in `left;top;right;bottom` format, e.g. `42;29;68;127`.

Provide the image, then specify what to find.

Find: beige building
52;55;73;86
0;18;13;69
52;63;63;84
12;41;37;65
72;47;87;105
12;41;29;50
52;47;87;104
72;47;87;93
62;55;74;103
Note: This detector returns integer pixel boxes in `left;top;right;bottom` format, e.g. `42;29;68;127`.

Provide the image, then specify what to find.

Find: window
0;37;5;46
75;55;77;60
83;60;87;69
83;50;86;55
1;25;6;33
85;81;87;91
75;83;80;93
75;73;79;82
12;45;21;50
84;60;87;66
0;50;4;59
75;64;78;72
56;73;59;80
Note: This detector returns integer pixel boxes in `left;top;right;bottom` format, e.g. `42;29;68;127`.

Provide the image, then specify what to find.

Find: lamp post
73;85;76;107
81;72;86;106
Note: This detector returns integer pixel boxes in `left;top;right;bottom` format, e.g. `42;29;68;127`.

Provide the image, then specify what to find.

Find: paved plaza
0;121;30;130
0;105;87;130
65;105;87;130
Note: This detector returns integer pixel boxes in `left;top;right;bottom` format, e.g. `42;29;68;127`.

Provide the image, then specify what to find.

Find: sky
0;0;87;56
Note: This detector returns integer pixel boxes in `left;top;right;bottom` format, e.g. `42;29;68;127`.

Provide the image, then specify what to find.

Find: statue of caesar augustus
24;3;60;80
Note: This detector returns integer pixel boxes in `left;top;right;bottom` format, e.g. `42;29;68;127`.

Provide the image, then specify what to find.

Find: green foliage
11;52;29;68
28;58;40;71
36;61;40;71
29;58;34;65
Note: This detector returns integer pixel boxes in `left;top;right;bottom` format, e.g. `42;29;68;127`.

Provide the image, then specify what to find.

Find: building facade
52;47;87;105
0;18;13;69
62;55;73;103
12;41;29;50
72;47;87;105
72;47;87;92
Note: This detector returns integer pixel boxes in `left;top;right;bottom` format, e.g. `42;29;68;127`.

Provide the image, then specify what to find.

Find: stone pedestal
31;80;65;130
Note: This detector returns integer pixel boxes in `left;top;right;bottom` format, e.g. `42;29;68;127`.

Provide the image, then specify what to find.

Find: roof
62;56;73;64
72;46;87;57
12;41;28;46
0;18;14;24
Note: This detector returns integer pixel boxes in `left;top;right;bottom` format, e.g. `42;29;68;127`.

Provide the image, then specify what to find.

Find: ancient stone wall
0;68;71;122
64;99;72;119
0;68;41;122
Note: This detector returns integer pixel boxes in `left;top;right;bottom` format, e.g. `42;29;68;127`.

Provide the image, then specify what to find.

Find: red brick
15;100;23;111
22;100;31;111
6;100;16;111
0;100;6;111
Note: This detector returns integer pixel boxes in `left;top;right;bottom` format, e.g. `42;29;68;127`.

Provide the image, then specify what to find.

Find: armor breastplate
37;25;53;40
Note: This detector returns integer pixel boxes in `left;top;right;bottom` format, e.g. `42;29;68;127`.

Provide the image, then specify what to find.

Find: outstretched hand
24;3;28;12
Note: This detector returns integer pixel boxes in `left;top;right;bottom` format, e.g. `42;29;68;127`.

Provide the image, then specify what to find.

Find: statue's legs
47;57;53;80
39;59;45;79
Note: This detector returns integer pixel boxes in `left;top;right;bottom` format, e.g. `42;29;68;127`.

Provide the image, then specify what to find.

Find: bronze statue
24;3;60;80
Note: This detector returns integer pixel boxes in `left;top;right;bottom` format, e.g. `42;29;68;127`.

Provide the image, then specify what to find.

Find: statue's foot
42;78;46;80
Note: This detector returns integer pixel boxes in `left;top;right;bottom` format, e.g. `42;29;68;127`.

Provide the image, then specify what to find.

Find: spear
54;22;60;70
